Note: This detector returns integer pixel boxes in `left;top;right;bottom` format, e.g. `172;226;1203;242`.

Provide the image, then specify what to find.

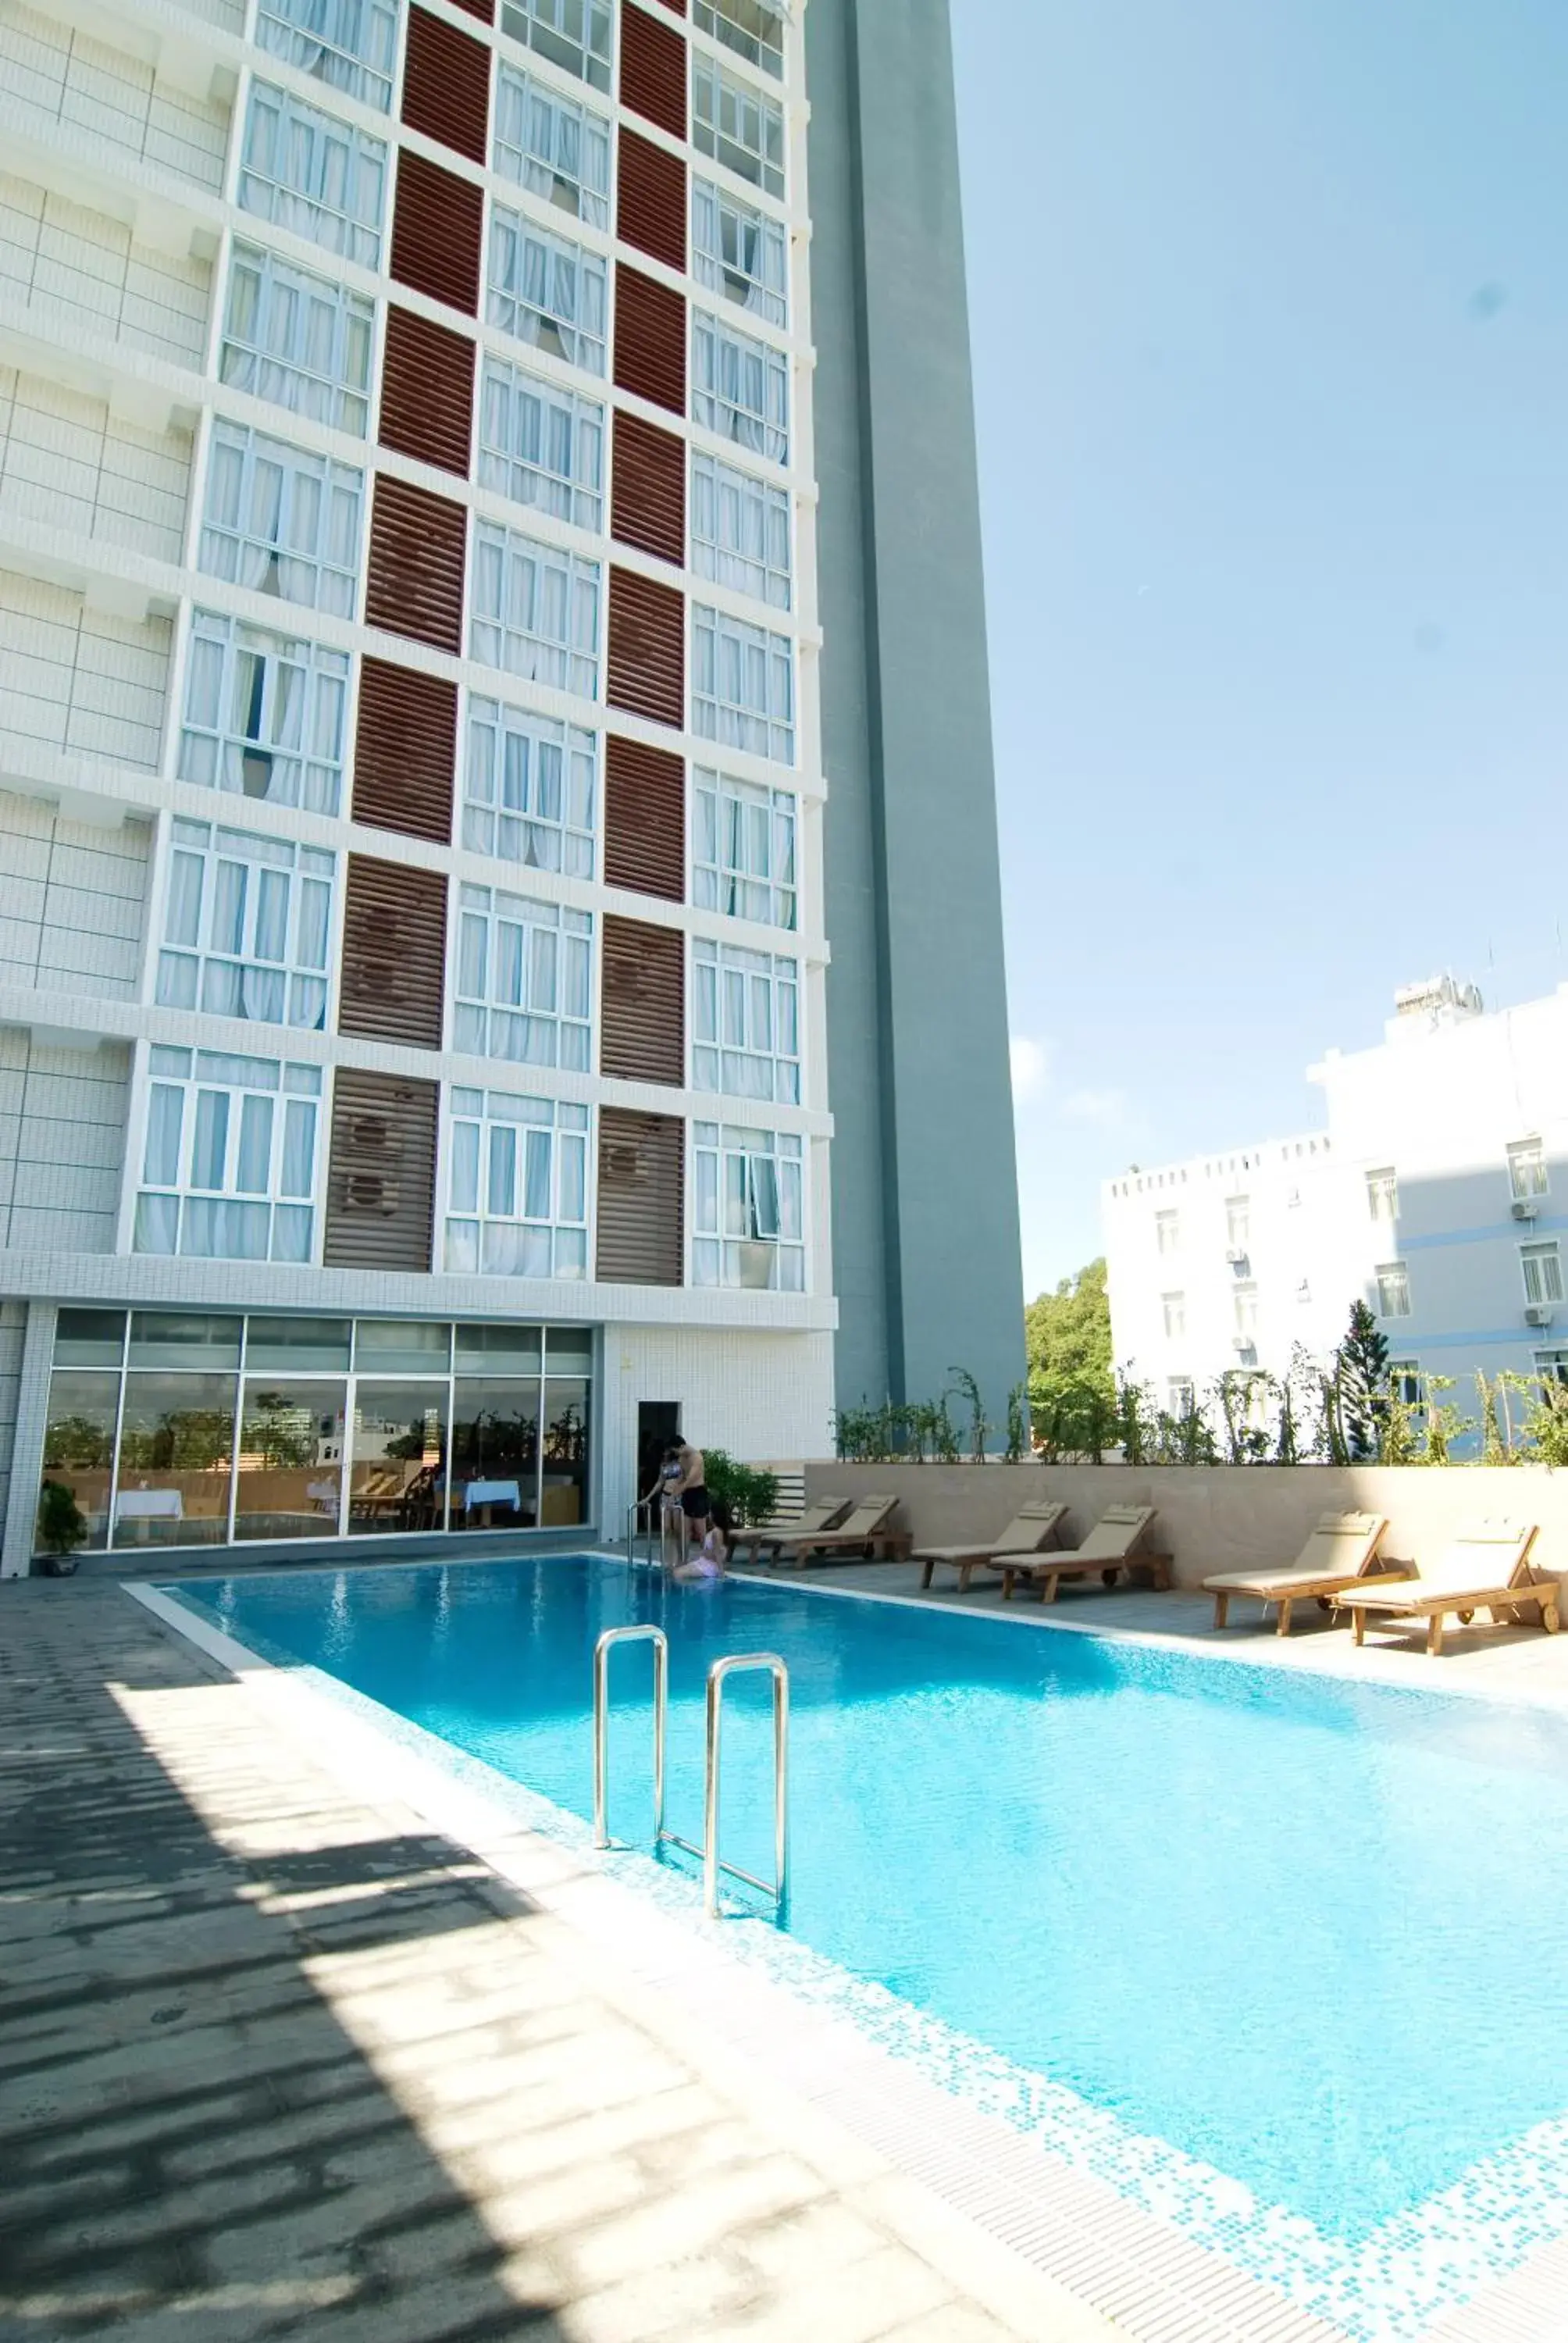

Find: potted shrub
36;1479;87;1576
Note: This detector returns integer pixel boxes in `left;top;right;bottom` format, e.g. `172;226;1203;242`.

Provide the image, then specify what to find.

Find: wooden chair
1333;1521;1556;1657
916;1500;1067;1592
999;1505;1171;1602
1203;1511;1394;1635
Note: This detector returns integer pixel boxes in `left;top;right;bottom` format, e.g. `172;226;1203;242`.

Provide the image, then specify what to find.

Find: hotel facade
0;0;1022;1569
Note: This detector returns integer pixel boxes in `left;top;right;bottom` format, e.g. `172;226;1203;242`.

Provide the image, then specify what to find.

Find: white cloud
1060;1086;1129;1128
1010;1035;1053;1102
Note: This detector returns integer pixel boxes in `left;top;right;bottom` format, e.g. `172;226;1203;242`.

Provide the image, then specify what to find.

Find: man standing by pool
672;1440;710;1548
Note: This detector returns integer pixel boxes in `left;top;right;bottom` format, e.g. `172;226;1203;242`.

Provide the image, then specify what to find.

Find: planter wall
799;1460;1568;1597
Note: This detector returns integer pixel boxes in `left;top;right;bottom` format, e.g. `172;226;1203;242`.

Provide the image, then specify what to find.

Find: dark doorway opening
636;1400;681;1514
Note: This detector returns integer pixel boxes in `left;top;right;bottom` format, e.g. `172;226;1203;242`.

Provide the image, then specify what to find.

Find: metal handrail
592;1624;667;1850
623;1499;686;1570
702;1653;789;1919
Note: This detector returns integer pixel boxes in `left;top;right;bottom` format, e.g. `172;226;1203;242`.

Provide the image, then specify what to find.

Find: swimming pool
160;1554;1568;2338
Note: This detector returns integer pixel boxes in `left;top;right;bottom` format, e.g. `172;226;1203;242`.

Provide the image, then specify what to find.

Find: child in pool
672;1516;727;1583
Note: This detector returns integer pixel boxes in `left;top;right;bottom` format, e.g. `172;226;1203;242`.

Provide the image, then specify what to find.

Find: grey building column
807;0;1026;1425
2;1300;56;1577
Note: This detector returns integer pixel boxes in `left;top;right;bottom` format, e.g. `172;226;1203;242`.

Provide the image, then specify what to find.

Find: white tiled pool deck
9;1560;1567;2342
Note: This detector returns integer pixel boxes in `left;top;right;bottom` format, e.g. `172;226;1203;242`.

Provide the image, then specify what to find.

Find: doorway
636;1400;681;1517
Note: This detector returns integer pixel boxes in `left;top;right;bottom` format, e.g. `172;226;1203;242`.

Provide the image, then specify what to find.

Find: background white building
1104;976;1568;1415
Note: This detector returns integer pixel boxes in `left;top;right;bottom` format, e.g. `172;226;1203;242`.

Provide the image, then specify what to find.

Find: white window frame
454;885;593;1073
220;244;375;436
1161;1293;1185;1340
156;818;335;1032
693;768;795;929
1375;1261;1412;1319
444;1086;591;1280
1225;1195;1250;1251
1366;1166;1399;1223
692;1122;804;1291
693;0;784;78
1233;1282;1259;1337
487;208;607;376
1522;1242;1565;1308
477;357;604;531
1166;1375;1194;1416
255;0;398;111
692;52;785;197
470;522;600;698
692;937;800;1104
500;0;612;92
1509;1137;1549;1200
198;422;363;618
1390;1359;1424;1411
237;84;387;269
691;603;795;764
463;698;597;879
1154;1208;1179;1255
178;610;349;816
493;64;611;229
693;312;789;464
1534;1348;1568;1387
134;1047;322;1264
692;177;787;326
690;449;791;610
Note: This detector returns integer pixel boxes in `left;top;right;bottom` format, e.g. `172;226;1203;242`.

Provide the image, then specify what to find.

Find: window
1233;1283;1258;1337
477;358;604;530
694;0;784;78
237;85;386;269
1375;1261;1411;1319
693;768;795;928
693;1123;803;1290
255;0;397;110
693;313;789;463
693;53;784;197
179;612;349;816
198;423;362;619
1167;1376;1194;1417
1366;1166;1399;1222
470;522;600;698
1161;1293;1185;1340
220;244;375;437
464;699;597;879
690;451;790;609
1535;1349;1568;1387
1225;1196;1249;1252
692;604;794;762
494;66;611;229
1154;1208;1179;1255
488;209;607;376
454;886;593;1072
134;1047;321;1263
692;178;787;326
501;0;612;93
692;938;799;1103
1391;1360;1424;1411
1509;1138;1549;1200
157;820;334;1032
445;1088;590;1279
1522;1242;1564;1308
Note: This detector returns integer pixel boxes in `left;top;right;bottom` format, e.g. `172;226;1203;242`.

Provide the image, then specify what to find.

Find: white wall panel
0;173;212;369
0;790;151;1001
0;568;171;771
0;1;231;192
0;1029;130;1253
0;369;191;562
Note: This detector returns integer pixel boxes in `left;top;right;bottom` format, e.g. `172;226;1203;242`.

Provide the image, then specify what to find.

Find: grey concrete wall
806;0;1026;1428
801;1459;1568;1599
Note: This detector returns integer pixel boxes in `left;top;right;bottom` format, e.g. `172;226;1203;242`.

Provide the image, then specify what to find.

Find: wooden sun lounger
1333;1521;1559;1657
769;1495;908;1568
998;1505;1171;1602
916;1500;1067;1592
1203;1510;1394;1635
731;1497;850;1565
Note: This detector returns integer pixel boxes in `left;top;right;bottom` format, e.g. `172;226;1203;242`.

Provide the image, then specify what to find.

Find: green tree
1335;1301;1390;1460
1025;1259;1114;1403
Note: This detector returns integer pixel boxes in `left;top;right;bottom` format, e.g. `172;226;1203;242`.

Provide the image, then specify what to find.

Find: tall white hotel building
0;0;1023;1571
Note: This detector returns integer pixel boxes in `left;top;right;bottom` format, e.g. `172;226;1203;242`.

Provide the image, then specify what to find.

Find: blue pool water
168;1554;1568;2259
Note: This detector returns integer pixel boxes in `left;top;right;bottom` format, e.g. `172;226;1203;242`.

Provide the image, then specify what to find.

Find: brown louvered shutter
365;473;466;654
611;410;684;567
339;855;447;1049
353;658;456;843
597;1107;683;1286
608;566;684;727
614;265;686;415
401;6;490;162
604;735;683;901
617;126;686;272
391;149;483;315
380;306;474;477
600;913;683;1084
445;0;490;21
323;1068;438;1272
621;3;686;140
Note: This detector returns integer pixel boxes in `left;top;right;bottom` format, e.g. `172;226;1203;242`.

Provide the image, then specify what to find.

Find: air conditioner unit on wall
1225;1249;1250;1269
1512;1198;1540;1221
1526;1304;1555;1328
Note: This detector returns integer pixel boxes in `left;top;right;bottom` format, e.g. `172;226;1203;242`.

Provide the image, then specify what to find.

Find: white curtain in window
220;246;375;436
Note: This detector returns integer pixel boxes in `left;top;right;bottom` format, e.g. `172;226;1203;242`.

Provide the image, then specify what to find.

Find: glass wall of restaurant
37;1311;593;1554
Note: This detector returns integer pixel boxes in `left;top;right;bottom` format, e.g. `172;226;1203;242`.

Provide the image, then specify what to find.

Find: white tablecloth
464;1479;522;1511
115;1489;184;1521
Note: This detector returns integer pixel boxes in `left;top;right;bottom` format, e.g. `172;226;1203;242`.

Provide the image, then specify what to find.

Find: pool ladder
623;1501;685;1572
591;1624;789;1920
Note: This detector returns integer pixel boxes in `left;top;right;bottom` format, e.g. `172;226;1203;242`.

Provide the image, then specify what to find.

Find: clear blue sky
949;0;1568;1300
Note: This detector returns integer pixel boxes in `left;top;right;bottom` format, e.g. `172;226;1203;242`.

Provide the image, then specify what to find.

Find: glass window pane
114;1372;238;1548
543;1325;593;1374
233;1378;346;1539
53;1309;127;1368
540;1375;590;1527
37;1370;119;1555
454;1323;543;1374
128;1313;244;1370
348;1382;449;1534
450;1378;540;1530
244;1316;351;1371
354;1319;454;1374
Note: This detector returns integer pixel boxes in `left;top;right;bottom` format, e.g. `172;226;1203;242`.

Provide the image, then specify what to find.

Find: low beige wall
799;1460;1568;1594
